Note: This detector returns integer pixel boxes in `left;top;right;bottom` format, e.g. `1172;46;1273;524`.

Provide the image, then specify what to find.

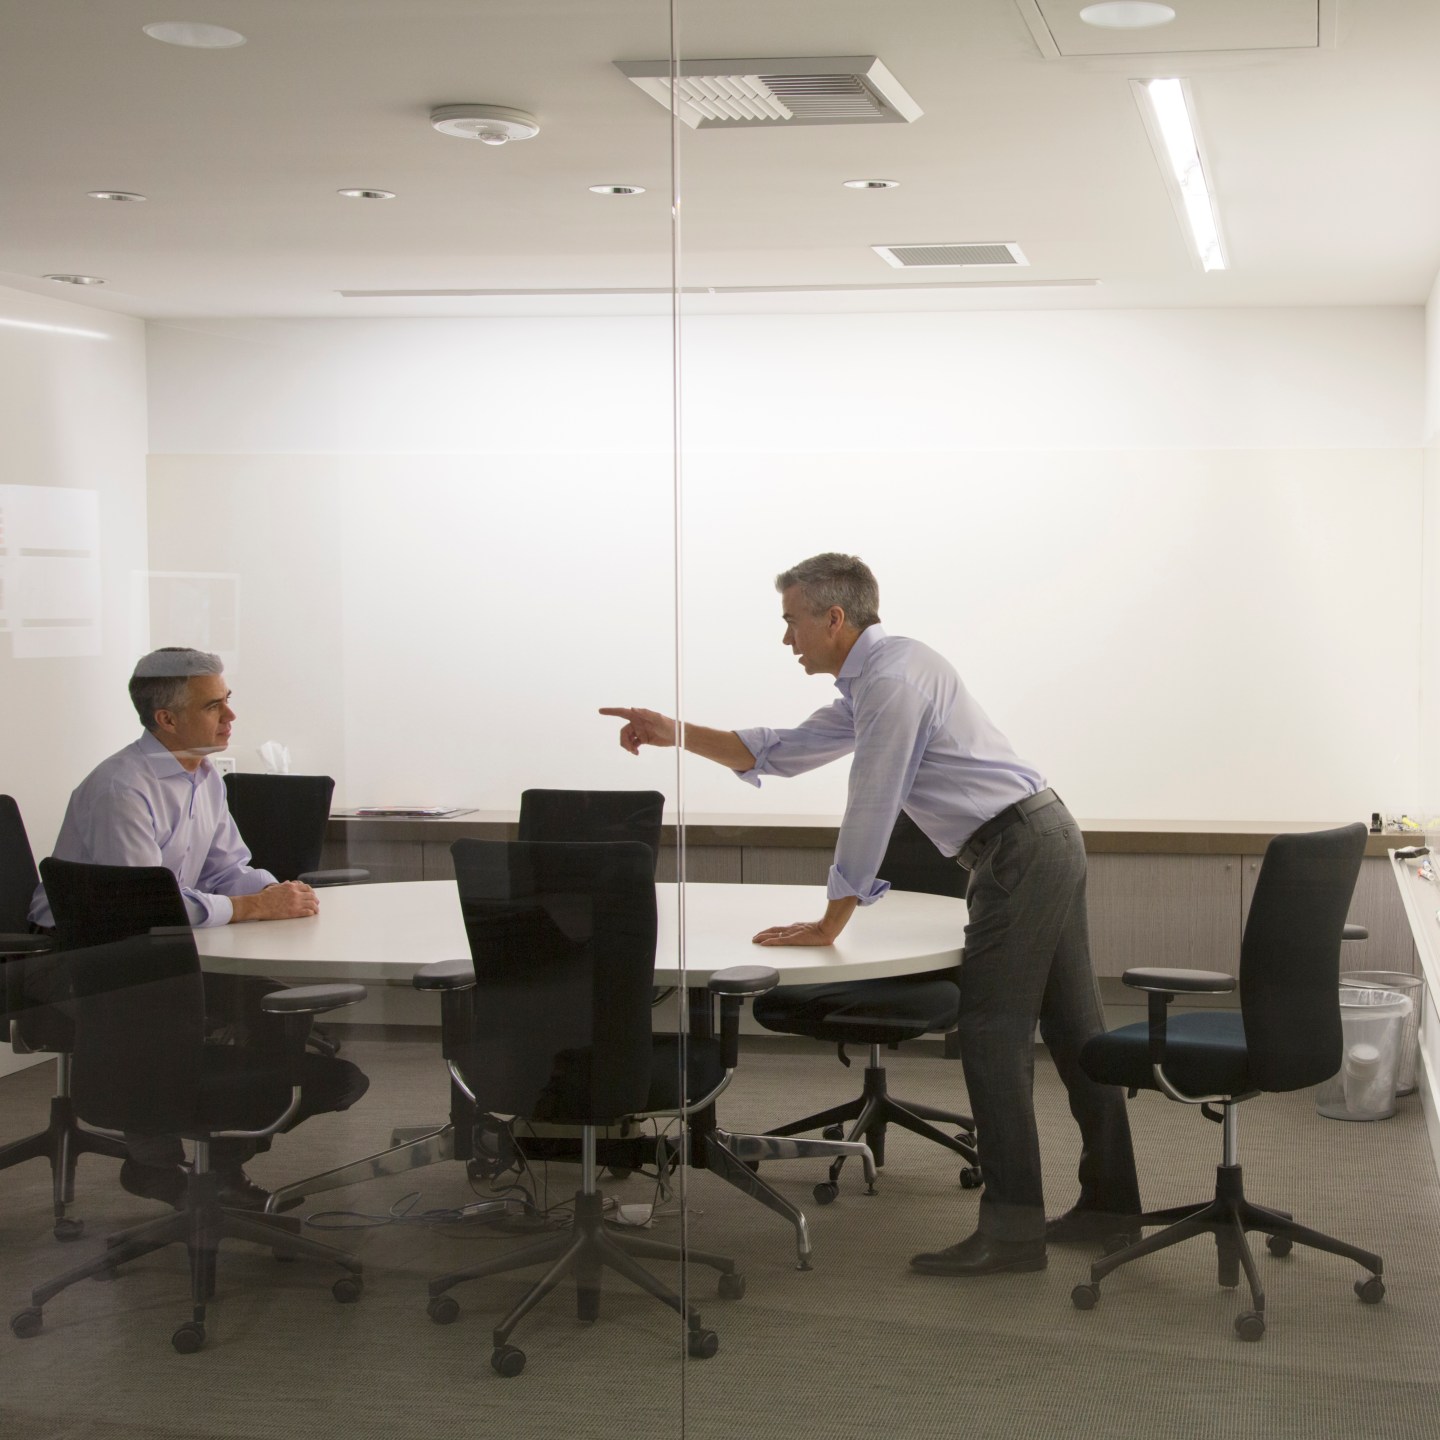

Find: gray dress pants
956;797;1141;1241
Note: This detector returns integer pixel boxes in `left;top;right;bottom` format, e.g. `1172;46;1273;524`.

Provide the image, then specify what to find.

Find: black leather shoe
910;1232;1046;1276
1045;1207;1142;1248
119;1160;187;1210
215;1168;271;1211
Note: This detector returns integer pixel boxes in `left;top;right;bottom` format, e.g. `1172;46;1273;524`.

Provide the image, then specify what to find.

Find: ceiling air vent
615;56;922;129
873;242;1029;268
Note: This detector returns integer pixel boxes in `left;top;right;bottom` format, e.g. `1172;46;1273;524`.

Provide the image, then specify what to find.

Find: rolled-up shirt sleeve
828;678;935;905
732;701;857;788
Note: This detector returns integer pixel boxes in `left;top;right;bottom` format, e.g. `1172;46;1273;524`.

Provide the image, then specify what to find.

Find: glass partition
0;3;690;1436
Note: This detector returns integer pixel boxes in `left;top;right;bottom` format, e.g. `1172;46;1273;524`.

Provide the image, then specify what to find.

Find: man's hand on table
753;896;858;947
229;881;319;923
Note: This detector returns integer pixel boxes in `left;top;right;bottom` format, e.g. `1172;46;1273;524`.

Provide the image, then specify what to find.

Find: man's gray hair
129;647;224;732
775;553;881;631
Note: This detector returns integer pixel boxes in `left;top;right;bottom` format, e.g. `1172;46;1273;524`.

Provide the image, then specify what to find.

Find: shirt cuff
826;865;891;906
187;891;234;927
730;726;776;788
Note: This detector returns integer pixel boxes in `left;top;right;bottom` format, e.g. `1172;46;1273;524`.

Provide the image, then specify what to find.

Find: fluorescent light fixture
1137;77;1226;273
1080;2;1176;28
142;22;246;49
337;188;396;200
0;317;110;340
589;184;645;195
844;178;899;189
43;273;106;286
88;191;147;202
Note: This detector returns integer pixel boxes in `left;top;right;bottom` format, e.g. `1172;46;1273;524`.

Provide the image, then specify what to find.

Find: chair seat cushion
1080;1010;1251;1096
752;973;959;1045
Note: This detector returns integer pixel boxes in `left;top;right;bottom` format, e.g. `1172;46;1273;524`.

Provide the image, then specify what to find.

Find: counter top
326;810;1409;858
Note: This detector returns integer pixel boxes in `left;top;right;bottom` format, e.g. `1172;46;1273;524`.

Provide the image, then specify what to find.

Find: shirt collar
137;729;202;781
836;624;886;687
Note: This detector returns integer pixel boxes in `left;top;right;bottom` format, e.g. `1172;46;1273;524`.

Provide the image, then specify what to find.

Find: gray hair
775;553;881;631
129;647;224;732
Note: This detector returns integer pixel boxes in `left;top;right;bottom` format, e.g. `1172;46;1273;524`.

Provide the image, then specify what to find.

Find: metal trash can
1341;970;1426;1097
1315;987;1412;1121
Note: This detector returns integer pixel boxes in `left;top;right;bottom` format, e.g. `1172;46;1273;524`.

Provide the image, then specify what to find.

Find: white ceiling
1;0;1438;319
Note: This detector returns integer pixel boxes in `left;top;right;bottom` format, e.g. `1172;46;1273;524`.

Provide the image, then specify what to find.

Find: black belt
955;788;1060;871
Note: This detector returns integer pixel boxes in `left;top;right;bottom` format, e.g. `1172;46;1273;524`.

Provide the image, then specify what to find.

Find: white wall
1422;272;1440;821
0;286;150;855
146;307;1424;822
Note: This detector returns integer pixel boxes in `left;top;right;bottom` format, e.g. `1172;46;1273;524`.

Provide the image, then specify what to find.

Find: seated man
30;646;367;1209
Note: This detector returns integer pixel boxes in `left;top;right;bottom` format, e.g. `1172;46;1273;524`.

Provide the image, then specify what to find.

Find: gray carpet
1;1033;1437;1440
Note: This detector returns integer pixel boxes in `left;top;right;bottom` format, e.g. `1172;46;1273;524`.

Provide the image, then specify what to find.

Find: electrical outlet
212;755;237;777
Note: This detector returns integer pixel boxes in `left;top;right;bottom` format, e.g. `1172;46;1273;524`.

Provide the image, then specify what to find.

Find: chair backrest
1240;823;1367;1092
518;789;665;876
39;857;190;950
450;838;657;1123
0;794;41;933
223;772;335;882
878;810;967;899
63;928;207;1135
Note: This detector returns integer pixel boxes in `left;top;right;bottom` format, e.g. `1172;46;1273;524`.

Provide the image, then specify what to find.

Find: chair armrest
1122;967;1234;994
709;967;779;1070
0;932;54;959
707;965;779;997
260;983;367;1016
298;868;371;887
413;958;475;991
1343;923;1369;942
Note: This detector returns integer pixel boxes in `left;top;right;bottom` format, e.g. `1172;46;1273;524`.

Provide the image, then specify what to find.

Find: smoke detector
430;104;540;145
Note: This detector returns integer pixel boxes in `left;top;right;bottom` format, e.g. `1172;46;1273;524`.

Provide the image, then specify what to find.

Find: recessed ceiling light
88;191;147;202
1079;2;1177;28
44;274;105;286
589;184;645;196
337;188;396;200
142;22;246;48
843;179;899;190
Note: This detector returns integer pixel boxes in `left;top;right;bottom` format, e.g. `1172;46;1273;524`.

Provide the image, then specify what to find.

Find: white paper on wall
0;484;101;658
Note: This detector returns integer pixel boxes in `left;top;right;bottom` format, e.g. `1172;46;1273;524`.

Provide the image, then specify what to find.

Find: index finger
598;707;637;719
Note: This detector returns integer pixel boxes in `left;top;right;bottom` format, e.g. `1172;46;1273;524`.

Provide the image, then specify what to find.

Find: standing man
601;553;1140;1275
30;647;366;1210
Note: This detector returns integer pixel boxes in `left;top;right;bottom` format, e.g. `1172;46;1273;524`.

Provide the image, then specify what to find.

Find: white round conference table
193;880;967;986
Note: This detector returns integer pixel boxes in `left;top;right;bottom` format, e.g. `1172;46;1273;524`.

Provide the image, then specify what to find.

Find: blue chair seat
1081;1010;1250;1097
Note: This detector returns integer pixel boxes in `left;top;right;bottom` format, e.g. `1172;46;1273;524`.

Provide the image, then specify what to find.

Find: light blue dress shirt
29;731;277;929
733;626;1046;906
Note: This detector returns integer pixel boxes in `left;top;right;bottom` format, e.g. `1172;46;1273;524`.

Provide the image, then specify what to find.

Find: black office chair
8;890;367;1353
1070;824;1385;1341
518;787;664;867
0;795;129;1240
222;772;368;887
223;772;365;1059
750;811;980;1201
416;838;769;1377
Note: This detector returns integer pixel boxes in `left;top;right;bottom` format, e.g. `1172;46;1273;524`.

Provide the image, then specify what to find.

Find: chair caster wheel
812;1182;839;1205
1355;1276;1386;1304
491;1344;526;1376
1102;1233;1132;1257
332;1275;363;1304
171;1322;206;1354
1070;1284;1099;1311
11;1306;42;1339
687;1327;719;1359
1266;1235;1293;1258
959;1167;983;1190
743;1160;760;1174
577;1288;600;1323
717;1271;746;1300
822;1124;845;1140
605;1165;633;1181
53;1218;84;1243
428;1295;460;1325
1234;1312;1266;1342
